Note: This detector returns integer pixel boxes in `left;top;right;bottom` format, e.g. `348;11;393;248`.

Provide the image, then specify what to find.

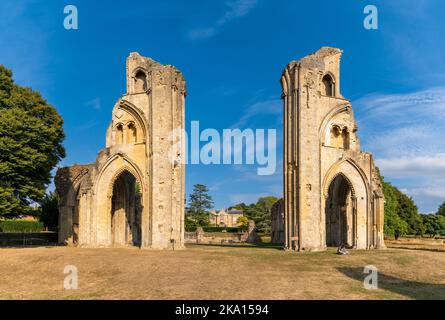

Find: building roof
209;209;243;216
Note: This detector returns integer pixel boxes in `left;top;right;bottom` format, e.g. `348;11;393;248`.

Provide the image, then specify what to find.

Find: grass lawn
0;243;444;300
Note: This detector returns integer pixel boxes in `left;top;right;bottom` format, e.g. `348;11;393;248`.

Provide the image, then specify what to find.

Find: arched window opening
127;123;137;144
116;124;124;144
134;70;147;93
322;74;335;97
342;128;350;150
329;125;350;149
330;125;341;148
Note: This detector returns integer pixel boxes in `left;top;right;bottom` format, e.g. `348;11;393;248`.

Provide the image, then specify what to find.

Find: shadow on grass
186;242;284;251
386;246;445;253
337;267;445;300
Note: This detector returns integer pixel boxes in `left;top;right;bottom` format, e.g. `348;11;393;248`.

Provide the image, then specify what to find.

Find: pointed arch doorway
110;170;142;247
325;173;357;248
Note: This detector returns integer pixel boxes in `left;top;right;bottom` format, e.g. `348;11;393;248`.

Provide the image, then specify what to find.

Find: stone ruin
276;47;385;251
55;53;186;249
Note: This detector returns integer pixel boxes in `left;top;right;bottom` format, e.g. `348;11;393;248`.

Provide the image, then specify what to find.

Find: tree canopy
233;196;279;233
187;184;214;226
382;180;409;239
422;214;445;237
39;191;59;230
0;65;65;217
378;168;425;237
437;201;445;217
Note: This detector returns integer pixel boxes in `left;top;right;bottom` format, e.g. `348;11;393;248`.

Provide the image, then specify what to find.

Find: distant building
209;209;244;227
17;215;38;221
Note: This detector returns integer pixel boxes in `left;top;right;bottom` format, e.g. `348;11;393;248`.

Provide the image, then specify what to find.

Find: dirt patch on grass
0;244;444;300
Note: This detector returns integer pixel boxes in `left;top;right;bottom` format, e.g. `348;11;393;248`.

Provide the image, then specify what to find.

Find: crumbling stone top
286;46;343;70
128;51;182;73
55;164;93;200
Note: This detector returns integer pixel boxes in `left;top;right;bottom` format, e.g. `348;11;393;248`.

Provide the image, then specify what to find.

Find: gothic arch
56;168;90;246
106;164;144;198
325;171;356;198
96;153;145;196
116;99;148;144
108;168;143;246
322;158;369;198
115;123;124;144
318;103;351;145
132;66;148;79
56;52;186;249
324;172;355;246
321;72;335;96
322;158;370;249
93;153;146;246
127;122;137;144
327;124;350;149
131;67;149;93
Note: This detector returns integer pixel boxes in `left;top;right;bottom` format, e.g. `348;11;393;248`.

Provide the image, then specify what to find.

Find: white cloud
218;0;258;23
231;98;281;129
188;0;258;40
409;187;445;199
375;153;445;213
354;87;445;212
355;87;445;158
376;154;445;178
86;98;101;110
188;27;217;40
403;186;445;214
356;87;445;121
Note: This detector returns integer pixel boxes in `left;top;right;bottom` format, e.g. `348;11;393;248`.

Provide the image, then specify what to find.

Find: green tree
236;216;249;231
39;191;59;230
241;196;278;233
378;168;425;236
422;214;445;237
393;187;425;235
0;65;65;217
187;184;214;226
382;180;409;239
436;201;445;217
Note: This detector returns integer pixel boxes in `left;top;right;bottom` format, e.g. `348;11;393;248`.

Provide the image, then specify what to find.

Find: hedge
0;220;44;233
185;226;240;233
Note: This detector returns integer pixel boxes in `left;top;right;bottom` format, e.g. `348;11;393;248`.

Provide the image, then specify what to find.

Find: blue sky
1;0;444;213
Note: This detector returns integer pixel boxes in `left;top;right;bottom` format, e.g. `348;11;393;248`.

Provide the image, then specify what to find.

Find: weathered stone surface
55;53;186;249
241;220;261;243
279;47;385;251
271;199;284;244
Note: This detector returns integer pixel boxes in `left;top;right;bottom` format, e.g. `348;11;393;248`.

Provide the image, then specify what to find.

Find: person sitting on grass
337;244;349;255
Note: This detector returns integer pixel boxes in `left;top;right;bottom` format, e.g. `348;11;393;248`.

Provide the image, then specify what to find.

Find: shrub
202;226;239;233
39;191;59;230
185;225;197;232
